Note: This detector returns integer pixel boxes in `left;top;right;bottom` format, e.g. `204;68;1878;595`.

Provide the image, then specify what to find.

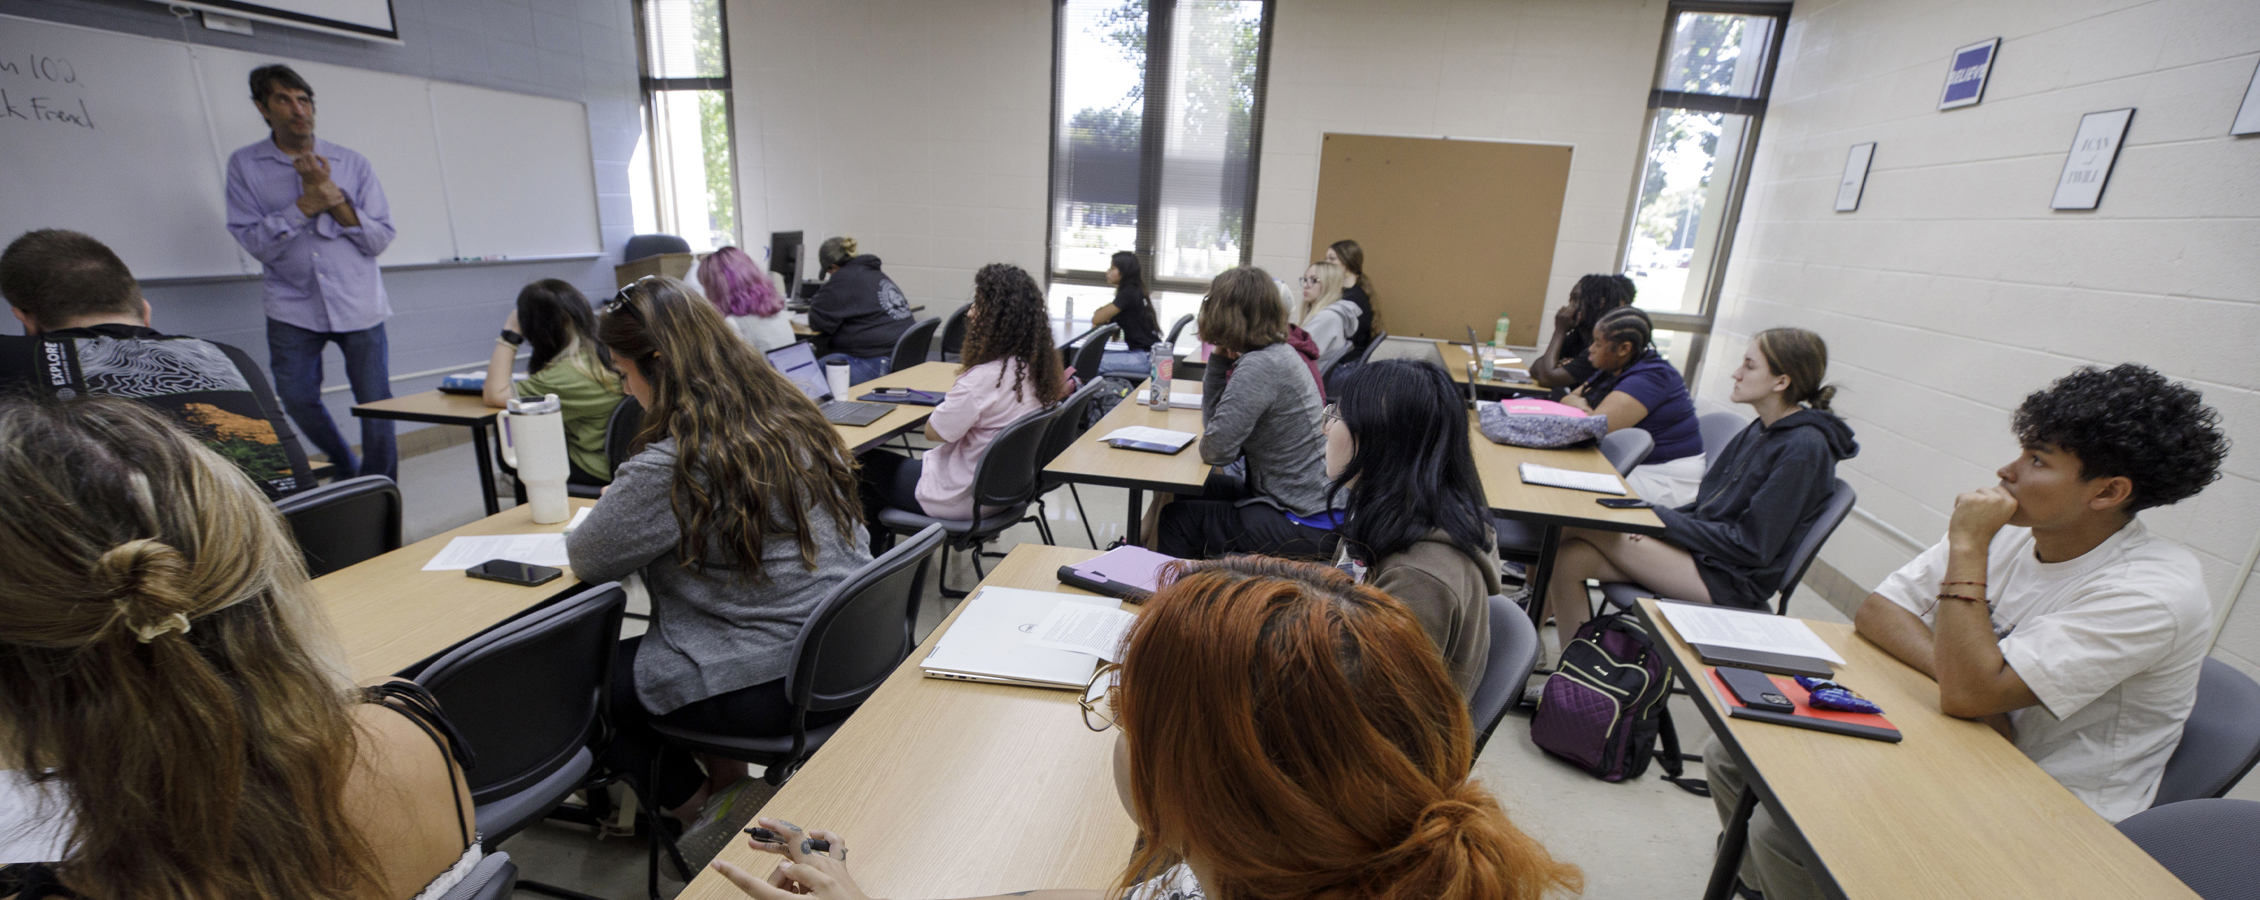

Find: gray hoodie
1656;409;1859;610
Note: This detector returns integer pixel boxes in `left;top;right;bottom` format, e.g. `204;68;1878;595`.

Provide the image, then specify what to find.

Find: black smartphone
1716;666;1796;713
466;559;562;587
1596;497;1652;509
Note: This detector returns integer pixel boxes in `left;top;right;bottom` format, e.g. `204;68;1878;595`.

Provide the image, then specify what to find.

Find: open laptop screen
767;342;831;402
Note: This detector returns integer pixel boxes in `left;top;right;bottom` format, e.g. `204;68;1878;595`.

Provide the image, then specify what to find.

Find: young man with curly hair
1707;363;2230;900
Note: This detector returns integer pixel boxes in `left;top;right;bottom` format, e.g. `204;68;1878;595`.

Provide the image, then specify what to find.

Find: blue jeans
267;319;396;480
817;352;892;386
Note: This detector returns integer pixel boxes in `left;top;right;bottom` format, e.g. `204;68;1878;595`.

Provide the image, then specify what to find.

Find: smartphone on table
466;559;562;587
1596;497;1652;509
1716;666;1797;713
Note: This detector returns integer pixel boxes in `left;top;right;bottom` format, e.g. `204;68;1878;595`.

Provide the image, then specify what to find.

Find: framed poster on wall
2052;109;2134;210
1938;38;2000;110
2233;59;2260;136
1836;143;1876;212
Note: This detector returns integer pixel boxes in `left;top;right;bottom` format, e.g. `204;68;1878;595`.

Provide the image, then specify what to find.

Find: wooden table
1042;400;1212;542
836;362;961;454
1635;598;2199;900
680;545;1137;900
315;498;595;682
1438;341;1547;395
352;391;505;514
1469;410;1663;624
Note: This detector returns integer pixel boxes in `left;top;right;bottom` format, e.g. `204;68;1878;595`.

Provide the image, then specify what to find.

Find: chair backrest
437;851;518;900
623;233;691;262
787;525;945;712
940;305;972;361
1072;323;1121;385
603;395;645;472
1042;378;1111;468
1698;410;1750;472
1165;313;1195;345
2155;659;2260;806
415;583;628;807
275;474;402;578
1599;428;1655;476
1772;478;1856;614
891;316;942;373
970;405;1061;515
2115;799;2260;900
1470;593;1542;755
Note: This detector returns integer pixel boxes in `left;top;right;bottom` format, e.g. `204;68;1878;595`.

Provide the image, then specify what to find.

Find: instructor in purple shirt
225;64;397;480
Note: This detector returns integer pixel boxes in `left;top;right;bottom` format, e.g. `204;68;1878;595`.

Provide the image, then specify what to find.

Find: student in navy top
1562;308;1704;506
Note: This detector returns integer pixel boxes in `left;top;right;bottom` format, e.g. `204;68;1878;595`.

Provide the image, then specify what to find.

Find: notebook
437;371;528;394
920;588;1123;690
1057;545;1180;603
1096;426;1196;454
1707;668;1901;743
1518;462;1626;495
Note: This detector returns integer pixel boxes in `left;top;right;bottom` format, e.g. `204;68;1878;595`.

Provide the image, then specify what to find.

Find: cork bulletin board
1307;133;1573;346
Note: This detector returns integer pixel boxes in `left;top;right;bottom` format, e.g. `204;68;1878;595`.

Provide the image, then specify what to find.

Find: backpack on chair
1529;608;1706;794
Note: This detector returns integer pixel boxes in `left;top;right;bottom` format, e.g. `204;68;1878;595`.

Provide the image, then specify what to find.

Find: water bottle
1065;297;1075;326
1494;314;1511;348
1148;342;1173;409
498;393;571;524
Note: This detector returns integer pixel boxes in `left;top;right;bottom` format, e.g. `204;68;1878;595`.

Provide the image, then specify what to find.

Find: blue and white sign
1938;38;2000;110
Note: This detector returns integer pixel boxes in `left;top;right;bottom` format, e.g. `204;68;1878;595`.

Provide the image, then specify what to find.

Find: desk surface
1043;399;1212;494
681;545;1136;900
315;499;594;681
833;362;961;453
1437;342;1542;388
351;390;498;426
1471;411;1665;533
1639;598;2198;900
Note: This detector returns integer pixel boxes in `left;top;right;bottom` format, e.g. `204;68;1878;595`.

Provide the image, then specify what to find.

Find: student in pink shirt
859;264;1068;550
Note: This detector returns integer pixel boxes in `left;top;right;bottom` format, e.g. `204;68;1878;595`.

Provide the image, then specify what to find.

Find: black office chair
890;316;942;373
940;305;972;362
875;406;1058;597
2115;799;2260;900
1698;410;1750;472
2153;659;2260;806
436;852;518;900
1496;428;1654;561
1165;313;1195;346
652;524;945;785
1036;379;1111;547
412;583;655;900
1071;323;1121;386
623;234;691;262
275;474;403;578
567;396;644;500
1599;478;1858;616
1469;593;1542;755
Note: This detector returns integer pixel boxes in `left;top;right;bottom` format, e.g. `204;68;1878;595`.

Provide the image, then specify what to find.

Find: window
1048;0;1274;330
632;0;739;252
1620;2;1787;380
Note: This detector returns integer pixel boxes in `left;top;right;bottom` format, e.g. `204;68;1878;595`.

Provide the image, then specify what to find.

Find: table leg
470;421;501;516
1705;788;1759;900
1126;488;1145;547
1525;523;1564;628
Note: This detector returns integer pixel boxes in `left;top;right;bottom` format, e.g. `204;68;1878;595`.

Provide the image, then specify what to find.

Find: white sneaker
675;777;759;867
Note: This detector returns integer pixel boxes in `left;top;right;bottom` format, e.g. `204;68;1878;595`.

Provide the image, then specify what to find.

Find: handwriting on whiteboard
0;52;94;130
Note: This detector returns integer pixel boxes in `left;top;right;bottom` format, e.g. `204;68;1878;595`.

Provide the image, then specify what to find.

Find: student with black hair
1715;364;2228;900
481;279;626;485
807;236;914;384
1091;250;1165;376
1325;359;1498;698
1530;274;1632;389
1563;307;1704;506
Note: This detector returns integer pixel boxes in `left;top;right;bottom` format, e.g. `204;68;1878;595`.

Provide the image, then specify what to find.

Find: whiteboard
0;15;601;280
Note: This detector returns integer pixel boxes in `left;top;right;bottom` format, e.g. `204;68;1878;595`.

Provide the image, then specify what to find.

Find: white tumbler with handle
498;393;572;524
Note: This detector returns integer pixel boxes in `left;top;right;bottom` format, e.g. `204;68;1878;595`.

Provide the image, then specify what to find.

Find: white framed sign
1938;38;2000;110
2052;108;2134;210
2233;59;2260;136
1835;143;1876;212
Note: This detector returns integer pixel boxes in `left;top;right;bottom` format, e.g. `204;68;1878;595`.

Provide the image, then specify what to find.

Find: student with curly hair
1713;363;2230;900
1529;274;1633;389
710;556;1582;900
859;264;1067;548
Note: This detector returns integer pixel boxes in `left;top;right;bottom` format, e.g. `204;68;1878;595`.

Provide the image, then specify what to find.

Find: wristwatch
499;329;525;347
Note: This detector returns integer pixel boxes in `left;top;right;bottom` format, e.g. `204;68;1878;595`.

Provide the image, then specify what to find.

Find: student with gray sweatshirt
1156;267;1338;560
569;276;872;845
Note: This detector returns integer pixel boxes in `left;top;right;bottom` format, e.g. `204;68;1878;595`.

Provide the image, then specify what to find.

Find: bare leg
1545;527;1711;653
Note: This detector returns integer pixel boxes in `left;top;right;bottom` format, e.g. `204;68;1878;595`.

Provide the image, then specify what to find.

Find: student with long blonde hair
0;397;476;900
1295;260;1356;368
711;556;1582;900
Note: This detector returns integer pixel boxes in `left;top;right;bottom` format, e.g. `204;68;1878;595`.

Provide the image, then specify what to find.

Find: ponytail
1372;781;1584;900
1754;327;1836;411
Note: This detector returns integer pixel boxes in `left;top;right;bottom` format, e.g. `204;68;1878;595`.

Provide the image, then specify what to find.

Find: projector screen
148;1;399;42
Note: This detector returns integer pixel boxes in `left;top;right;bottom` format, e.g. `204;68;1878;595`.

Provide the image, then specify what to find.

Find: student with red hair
709;556;1582;900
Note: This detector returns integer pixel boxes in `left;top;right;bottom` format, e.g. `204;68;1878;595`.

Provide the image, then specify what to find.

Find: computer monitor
766;341;831;402
769;231;804;291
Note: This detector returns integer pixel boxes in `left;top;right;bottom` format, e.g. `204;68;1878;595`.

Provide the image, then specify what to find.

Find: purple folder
1057;545;1180;603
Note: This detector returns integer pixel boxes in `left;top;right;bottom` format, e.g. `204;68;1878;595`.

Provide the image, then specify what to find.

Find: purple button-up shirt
225;137;396;333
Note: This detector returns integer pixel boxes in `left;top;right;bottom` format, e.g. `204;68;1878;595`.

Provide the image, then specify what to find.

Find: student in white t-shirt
1702;363;2230;900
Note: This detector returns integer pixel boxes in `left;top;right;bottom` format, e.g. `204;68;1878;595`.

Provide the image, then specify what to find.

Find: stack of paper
1519;463;1626;495
1167;386;1203;409
1096;426;1197;451
1658;603;1846;664
422;534;571;571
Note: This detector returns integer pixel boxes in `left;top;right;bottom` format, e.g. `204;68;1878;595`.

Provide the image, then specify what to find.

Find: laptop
920;587;1122;689
767;342;894;427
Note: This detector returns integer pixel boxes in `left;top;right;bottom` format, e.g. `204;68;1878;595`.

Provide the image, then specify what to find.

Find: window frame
631;0;744;250
1045;0;1278;298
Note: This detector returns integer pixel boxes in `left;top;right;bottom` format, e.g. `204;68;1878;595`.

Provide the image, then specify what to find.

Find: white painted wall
725;0;1053;311
1701;0;2260;675
1253;0;1672;323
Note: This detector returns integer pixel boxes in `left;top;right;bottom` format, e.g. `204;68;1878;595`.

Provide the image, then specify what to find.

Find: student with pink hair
697;246;794;352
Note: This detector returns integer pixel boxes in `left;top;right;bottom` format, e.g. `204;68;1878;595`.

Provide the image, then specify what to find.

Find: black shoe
1734;878;1764;900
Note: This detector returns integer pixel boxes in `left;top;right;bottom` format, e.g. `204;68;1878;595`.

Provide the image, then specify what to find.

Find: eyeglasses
1320;403;1341;429
1079;662;1120;733
1299;276;1320;285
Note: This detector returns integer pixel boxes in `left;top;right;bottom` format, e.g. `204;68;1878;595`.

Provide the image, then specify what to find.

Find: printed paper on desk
421;534;571;571
1660;604;1845;665
1096;426;1196;450
1168;386;1204;409
1518;462;1626;495
1023;603;1139;662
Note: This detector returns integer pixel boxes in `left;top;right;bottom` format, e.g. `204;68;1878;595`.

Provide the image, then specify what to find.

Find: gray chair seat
876;502;1033;535
2154;658;2260;806
2115;799;2260;900
1468;593;1542;755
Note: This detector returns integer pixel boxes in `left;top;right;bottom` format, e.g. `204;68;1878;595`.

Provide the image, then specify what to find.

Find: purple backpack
1530;609;1702;791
